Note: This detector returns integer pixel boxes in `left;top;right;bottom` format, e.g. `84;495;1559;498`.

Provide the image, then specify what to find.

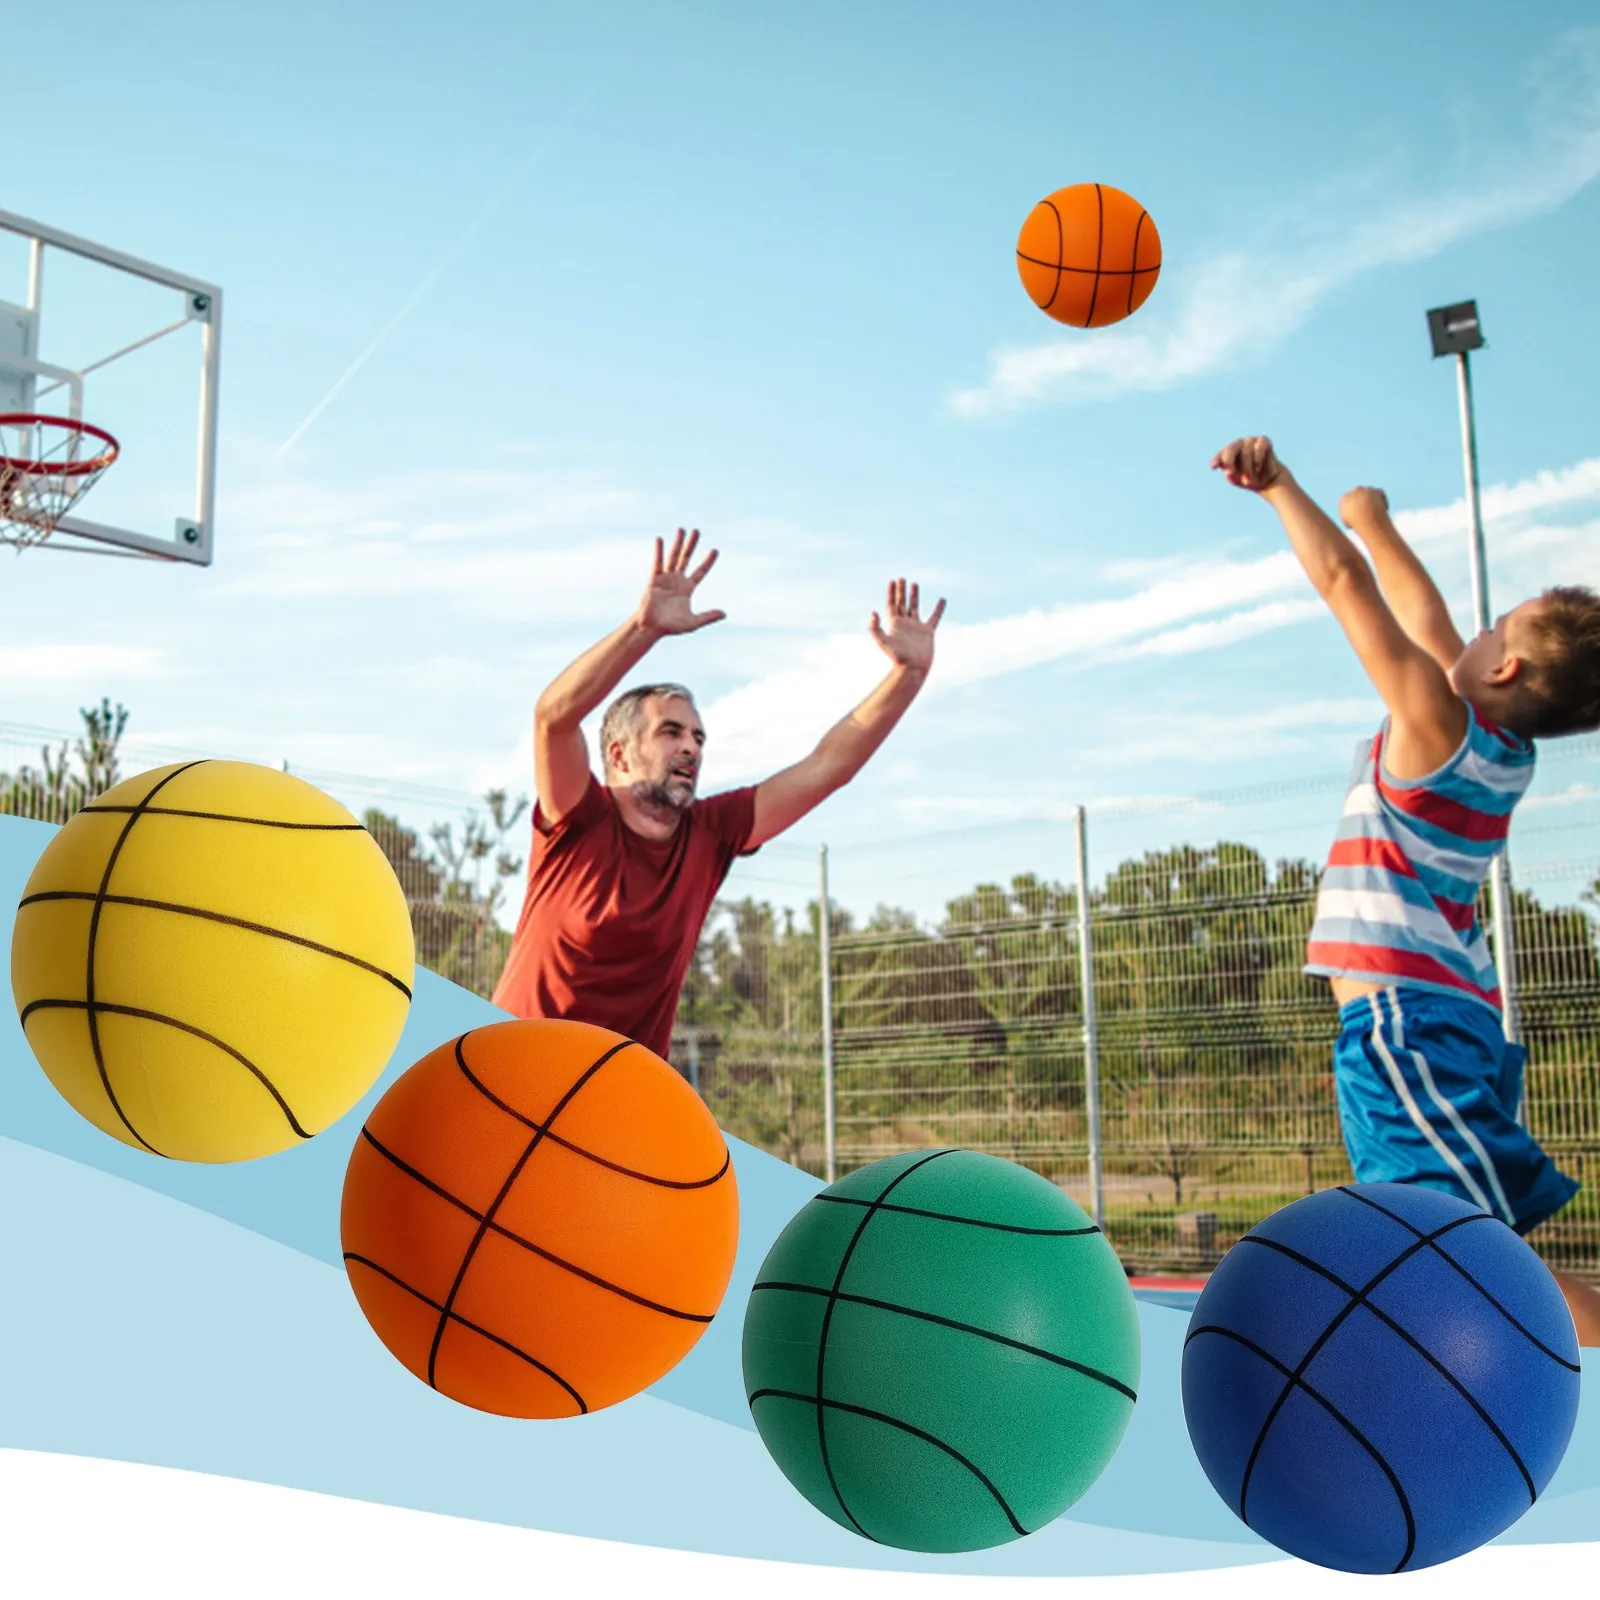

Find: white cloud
951;31;1600;413
934;553;1302;686
1111;599;1325;659
890;792;1208;826
1396;459;1600;549
212;465;647;613
695;554;1314;783
1082;698;1381;768
212;463;860;630
698;636;885;787
168;425;1600;808
222;530;651;615
693;448;1600;782
0;645;169;679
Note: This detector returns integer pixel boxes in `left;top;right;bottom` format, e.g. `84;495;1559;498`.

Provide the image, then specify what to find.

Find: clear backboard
0;208;221;564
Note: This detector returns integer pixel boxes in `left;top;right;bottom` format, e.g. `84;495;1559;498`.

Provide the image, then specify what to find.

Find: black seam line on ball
1016;251;1161;278
1126;211;1150;316
361;1128;716;1323
79;804;367;832
1336;1187;1581;1372
750;1281;1137;1402
343;1252;588;1414
452;1036;730;1190
814;1148;958;1542
20;890;414;1002
425;1038;632;1389
1228;1210;1483;1567
1186;1325;1416;1573
813;1193;1101;1237
746;1388;1029;1539
1084;183;1105;326
1043;197;1064;311
80;760;209;1154
20;998;313;1141
1236;1233;1537;1503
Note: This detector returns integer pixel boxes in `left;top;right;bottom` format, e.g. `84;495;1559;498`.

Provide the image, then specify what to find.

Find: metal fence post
1073;805;1105;1231
819;844;838;1184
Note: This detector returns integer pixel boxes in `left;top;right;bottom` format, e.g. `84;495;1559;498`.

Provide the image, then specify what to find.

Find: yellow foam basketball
10;760;415;1163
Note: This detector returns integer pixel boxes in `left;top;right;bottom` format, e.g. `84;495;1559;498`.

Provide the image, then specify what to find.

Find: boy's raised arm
1337;486;1467;671
1213;437;1466;777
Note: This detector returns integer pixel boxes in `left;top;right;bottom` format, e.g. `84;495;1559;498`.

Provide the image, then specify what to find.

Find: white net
0;413;118;549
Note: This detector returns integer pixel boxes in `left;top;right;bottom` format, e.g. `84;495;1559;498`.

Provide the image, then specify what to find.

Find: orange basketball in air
340;1018;739;1418
1016;183;1162;328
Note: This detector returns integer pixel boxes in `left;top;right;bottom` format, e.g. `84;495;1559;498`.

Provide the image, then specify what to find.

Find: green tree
76;697;129;794
940;873;1084;1157
677;895;834;1169
428;789;530;920
364;789;528;1000
1;696;131;821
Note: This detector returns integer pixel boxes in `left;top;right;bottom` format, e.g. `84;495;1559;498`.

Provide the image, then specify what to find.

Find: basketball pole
1453;348;1520;1051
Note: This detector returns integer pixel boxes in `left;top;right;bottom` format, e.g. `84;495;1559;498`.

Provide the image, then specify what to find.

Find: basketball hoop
0;413;120;550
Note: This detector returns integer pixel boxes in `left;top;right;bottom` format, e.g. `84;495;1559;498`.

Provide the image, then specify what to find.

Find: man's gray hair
599;683;697;774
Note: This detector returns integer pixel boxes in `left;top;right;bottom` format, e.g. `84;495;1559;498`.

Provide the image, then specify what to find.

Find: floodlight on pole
1427;298;1520;1050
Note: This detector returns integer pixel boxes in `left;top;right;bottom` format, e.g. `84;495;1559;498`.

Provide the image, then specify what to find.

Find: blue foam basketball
1181;1182;1581;1573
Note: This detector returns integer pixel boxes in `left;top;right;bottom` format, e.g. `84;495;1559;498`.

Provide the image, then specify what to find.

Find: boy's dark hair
1516;586;1600;738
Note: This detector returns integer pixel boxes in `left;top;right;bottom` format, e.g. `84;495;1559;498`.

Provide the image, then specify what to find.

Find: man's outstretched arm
535;529;724;823
1338;486;1467;671
747;580;944;849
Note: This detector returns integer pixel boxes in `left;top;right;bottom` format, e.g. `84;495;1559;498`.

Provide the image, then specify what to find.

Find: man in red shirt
492;528;944;1059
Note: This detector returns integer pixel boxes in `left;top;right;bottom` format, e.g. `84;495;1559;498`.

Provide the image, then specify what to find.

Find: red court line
1128;1276;1209;1290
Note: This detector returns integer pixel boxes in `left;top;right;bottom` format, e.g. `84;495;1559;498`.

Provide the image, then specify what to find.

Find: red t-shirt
491;774;759;1059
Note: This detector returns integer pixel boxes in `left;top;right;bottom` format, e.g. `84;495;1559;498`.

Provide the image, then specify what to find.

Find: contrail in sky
279;92;594;457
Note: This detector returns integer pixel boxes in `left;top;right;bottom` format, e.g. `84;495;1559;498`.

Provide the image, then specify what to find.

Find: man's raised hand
1211;435;1288;494
637;528;727;637
869;578;946;673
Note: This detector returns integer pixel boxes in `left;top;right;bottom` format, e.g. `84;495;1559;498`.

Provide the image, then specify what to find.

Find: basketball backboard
0;208;221;564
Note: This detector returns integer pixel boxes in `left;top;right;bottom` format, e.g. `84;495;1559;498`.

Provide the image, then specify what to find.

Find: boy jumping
1215;434;1600;1346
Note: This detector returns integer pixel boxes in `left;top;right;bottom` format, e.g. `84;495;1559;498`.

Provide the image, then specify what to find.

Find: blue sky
4;1;1599;923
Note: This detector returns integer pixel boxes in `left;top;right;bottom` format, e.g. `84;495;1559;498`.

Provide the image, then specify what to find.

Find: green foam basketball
741;1149;1140;1552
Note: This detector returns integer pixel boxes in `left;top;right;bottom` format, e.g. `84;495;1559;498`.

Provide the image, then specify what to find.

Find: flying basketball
341;1017;740;1418
1181;1183;1581;1573
742;1149;1140;1552
11;760;413;1162
1016;182;1162;328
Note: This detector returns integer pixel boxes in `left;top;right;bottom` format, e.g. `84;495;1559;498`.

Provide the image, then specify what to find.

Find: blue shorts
1334;985;1579;1236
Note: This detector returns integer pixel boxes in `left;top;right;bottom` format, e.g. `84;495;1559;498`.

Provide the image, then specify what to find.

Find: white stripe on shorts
1365;992;1495;1217
1387;990;1515;1227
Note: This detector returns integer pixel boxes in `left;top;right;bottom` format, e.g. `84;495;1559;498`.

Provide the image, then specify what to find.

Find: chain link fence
0;716;517;999
4;713;1596;1280
683;734;1600;1282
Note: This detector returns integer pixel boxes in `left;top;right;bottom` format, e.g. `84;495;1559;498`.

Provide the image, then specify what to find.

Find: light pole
1426;299;1519;1046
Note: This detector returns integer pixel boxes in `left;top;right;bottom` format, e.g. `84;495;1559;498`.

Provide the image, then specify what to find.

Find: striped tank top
1305;707;1534;1012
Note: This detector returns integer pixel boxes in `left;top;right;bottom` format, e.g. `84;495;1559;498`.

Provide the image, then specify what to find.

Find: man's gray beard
635;776;695;812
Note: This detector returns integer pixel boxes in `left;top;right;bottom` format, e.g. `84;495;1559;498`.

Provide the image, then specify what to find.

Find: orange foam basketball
340;1018;739;1418
1016;183;1162;328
